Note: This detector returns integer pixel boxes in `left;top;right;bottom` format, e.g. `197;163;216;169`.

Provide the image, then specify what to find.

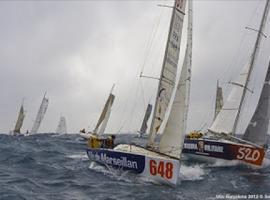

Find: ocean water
0;133;269;200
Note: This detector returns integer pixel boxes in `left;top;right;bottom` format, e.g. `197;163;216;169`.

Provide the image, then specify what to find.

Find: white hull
87;144;181;185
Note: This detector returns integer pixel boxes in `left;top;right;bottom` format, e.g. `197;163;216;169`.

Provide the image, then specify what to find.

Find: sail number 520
236;147;261;161
149;160;173;179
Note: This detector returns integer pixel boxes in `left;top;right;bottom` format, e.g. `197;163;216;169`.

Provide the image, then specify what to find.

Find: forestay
243;62;270;146
159;0;192;159
148;0;187;147
31;94;49;134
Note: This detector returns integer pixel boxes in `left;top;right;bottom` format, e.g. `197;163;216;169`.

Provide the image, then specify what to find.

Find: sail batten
148;0;187;147
159;0;192;159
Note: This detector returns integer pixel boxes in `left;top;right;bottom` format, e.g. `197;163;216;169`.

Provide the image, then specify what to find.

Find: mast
232;0;270;134
148;0;187;146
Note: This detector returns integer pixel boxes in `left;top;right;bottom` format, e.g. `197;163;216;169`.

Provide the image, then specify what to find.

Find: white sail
158;0;192;159
209;64;250;135
56;116;67;134
92;85;115;135
243;62;270;146
148;0;187;146
14;103;25;133
97;94;115;135
30;94;49;134
214;81;223;120
209;0;269;136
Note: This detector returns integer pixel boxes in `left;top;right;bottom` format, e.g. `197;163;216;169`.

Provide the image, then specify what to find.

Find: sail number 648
149;160;173;179
236;147;260;161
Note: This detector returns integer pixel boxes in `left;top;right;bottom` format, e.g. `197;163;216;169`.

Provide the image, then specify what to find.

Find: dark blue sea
0;133;269;200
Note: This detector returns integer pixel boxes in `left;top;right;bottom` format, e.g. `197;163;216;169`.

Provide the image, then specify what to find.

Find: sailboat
86;0;192;185
79;85;115;140
136;103;152;138
30;92;49;134
56;116;67;134
183;0;269;166
214;81;223;120
11;101;26;136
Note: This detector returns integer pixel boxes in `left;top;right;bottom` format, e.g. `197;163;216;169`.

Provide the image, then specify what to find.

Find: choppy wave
0;133;269;200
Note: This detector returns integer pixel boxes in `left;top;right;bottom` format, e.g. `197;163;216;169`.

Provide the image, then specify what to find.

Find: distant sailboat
183;0;269;166
30;93;49;134
86;0;192;185
79;85;115;140
11;101;26;135
214;81;223;120
136;104;152;138
56;116;67;134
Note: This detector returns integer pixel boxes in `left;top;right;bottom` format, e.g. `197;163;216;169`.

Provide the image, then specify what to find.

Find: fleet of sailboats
4;0;270;187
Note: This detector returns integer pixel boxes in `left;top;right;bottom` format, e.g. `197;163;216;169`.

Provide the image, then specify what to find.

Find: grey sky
0;0;270;134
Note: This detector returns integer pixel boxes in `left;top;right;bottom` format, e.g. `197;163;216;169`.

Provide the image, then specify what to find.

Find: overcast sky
0;0;270;134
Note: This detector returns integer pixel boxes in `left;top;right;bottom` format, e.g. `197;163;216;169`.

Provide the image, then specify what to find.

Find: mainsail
56;116;67;134
214;81;223;120
30;93;49;134
139;104;152;135
14;103;25;133
159;0;192;159
209;0;269;136
148;0;187;146
243;62;270;146
93;87;115;135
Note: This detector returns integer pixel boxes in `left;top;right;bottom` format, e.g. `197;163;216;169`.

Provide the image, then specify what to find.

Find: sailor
106;135;115;149
80;128;86;133
88;134;101;148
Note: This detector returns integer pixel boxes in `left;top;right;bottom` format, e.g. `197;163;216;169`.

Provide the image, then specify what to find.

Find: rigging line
127;77;142;132
222;1;262;85
140;6;165;75
139;80;146;109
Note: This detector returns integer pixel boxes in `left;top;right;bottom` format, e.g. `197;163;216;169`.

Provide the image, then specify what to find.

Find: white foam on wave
210;159;241;167
88;161;133;183
180;164;206;181
66;153;88;160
